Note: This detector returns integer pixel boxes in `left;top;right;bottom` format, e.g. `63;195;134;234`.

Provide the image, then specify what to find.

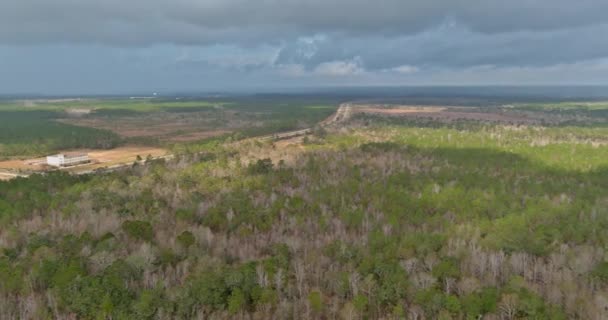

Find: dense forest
1;112;608;319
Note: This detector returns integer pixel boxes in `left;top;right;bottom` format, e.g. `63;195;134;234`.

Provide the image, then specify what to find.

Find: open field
0;146;168;174
1;98;223;112
57;110;253;141
0;97;339;159
350;99;608;126
76;146;168;169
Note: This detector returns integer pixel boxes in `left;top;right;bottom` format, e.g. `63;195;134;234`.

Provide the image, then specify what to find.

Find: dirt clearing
0;146;168;175
86;146;167;165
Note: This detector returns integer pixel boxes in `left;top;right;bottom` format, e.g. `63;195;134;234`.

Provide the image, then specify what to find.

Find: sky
1;0;608;94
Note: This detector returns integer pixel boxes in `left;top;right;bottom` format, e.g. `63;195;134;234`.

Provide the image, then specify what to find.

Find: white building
46;153;90;167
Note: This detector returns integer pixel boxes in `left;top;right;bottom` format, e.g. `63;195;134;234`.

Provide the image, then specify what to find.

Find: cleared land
0;97;339;180
355;105;542;124
0;146;168;174
4;97;338;144
0;173;19;181
57;110;247;142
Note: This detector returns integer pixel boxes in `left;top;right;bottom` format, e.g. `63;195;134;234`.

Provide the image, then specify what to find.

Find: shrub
308;291;324;313
247;158;273;175
177;231;196;248
122;220;154;242
591;262;608;282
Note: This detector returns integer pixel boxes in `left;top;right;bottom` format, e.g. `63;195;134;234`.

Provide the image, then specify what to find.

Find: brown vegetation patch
164;130;231;142
57;110;258;141
358;106;448;114
356;105;541;124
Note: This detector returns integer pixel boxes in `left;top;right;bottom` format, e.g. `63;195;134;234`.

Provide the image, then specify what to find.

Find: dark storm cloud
1;0;608;45
1;0;607;93
275;23;608;70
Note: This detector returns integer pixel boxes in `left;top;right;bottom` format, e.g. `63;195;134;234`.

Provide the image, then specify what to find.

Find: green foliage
132;289;163;319
461;287;498;317
432;258;461;281
177;231;196;248
591;262;608;282
308;291;324;313
445;295;461;314
122;220;154;242
1;103;608;318
0;258;24;294
247;158;274;175
353;294;369;312
57;260;140;319
175;208;196;222
0;110;121;158
227;289;246;314
156;248;182;268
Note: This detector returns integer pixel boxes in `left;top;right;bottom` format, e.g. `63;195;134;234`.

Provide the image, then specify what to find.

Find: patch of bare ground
0;159;42;171
355;105;542;125
64;108;93;117
65;146;168;172
0;146;168;175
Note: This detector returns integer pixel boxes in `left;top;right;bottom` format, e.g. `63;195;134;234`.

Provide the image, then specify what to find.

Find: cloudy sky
1;0;608;94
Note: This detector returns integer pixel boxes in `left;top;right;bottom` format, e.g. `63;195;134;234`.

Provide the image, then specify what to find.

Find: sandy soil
0;146;168;173
0;159;37;171
86;146;167;164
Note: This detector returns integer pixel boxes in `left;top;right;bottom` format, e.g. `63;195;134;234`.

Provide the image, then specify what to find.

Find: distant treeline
0;111;121;159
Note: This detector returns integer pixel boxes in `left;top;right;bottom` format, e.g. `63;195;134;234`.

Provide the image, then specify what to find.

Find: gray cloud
2;0;608;46
275;23;608;70
1;0;607;93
